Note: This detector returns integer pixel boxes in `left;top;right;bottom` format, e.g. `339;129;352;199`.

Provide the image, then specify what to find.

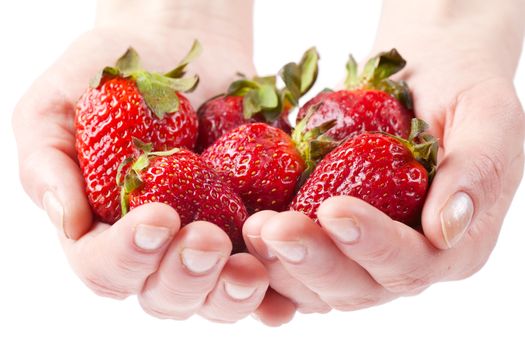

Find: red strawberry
120;140;248;253
202;123;306;213
196;47;319;151
76;41;201;224
294;49;413;148
290;119;438;227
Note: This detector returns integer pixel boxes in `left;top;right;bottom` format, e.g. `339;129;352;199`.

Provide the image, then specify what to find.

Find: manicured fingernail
265;240;306;263
42;191;67;238
440;192;474;248
134;224;171;251
181;249;221;275
320;217;360;244
224;282;256;301
246;234;277;261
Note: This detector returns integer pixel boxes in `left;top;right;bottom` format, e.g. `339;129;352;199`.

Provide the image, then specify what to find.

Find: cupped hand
12;14;272;322
245;22;525;313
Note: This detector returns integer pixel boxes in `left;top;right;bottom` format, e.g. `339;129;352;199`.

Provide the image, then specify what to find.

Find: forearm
95;0;254;52
375;0;525;78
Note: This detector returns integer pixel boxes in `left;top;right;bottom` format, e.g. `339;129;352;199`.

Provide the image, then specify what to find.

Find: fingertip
20;149;94;240
224;253;269;287
178;220;233;255
422;190;474;250
123;202;181;234
254;289;296;327
260;211;314;242
317;195;388;222
243;210;279;238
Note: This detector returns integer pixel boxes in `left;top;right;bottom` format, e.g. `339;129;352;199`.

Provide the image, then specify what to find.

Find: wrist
374;0;525;78
95;0;253;53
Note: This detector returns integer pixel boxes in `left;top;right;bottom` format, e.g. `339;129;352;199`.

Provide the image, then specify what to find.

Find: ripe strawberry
290;119;438;227
196;47;319;151
75;41;201;224
120;140;248;253
294;49;413;151
202;123;306;213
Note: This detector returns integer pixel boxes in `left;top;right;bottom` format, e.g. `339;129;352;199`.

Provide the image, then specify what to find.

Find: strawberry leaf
165;40;202;79
89;66;120;88
362;48;406;83
134;72;180;119
115;47;142;76
344;55;358;89
227;79;260;96
279;62;301;105
298;47;319;95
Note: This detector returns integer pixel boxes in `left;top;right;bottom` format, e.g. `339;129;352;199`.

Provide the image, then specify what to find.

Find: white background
1;1;524;349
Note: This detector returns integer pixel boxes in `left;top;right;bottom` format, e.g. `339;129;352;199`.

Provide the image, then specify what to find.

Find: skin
244;0;525;316
12;0;525;325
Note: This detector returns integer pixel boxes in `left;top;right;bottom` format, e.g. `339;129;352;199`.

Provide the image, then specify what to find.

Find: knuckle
326;295;383;311
81;272;129;300
468;151;505;202
456;255;489;281
380;268;434;294
138;292;196;320
113;254;152;278
361;245;401;266
142;305;192;320
297;303;332;314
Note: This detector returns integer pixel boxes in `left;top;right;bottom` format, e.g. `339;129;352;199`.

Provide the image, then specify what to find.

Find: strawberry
75;41;201;224
293;49;413;159
120;139;248;253
196;47;319;151
290;119;438;227
202;123;306;213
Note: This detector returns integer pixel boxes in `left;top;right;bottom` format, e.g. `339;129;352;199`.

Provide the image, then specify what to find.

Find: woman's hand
13;0;272;323
246;0;525;314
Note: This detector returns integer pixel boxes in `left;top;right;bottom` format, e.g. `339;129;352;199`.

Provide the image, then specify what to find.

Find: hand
245;0;525;313
12;0;271;323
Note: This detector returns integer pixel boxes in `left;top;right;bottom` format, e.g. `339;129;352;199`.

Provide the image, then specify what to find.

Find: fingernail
224;282;256;301
181;249;221;275
320;217;360;244
264;240;306;263
42;191;67;238
440;192;474;248
134;224;171;251
246;234;276;261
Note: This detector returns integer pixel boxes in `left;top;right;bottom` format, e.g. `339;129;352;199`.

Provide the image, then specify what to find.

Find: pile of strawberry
75;40;437;253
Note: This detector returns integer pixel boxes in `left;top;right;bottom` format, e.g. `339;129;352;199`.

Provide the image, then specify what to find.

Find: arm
244;0;525;313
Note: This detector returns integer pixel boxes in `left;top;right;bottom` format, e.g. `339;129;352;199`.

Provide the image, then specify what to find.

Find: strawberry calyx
292;103;341;187
90;40;202;119
344;48;413;110
226;47;319;122
387;118;438;179
117;138;181;217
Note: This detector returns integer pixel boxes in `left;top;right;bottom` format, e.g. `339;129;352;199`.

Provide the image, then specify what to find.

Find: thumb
422;80;525;249
13;86;93;240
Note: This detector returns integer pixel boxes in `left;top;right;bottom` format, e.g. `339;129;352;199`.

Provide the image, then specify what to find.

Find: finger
253;288;296;327
63;203;180;299
318;196;479;295
243;211;331;314
259;211;394;310
198;253;269;323
138;221;231;320
422;80;525;249
13;91;92;240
